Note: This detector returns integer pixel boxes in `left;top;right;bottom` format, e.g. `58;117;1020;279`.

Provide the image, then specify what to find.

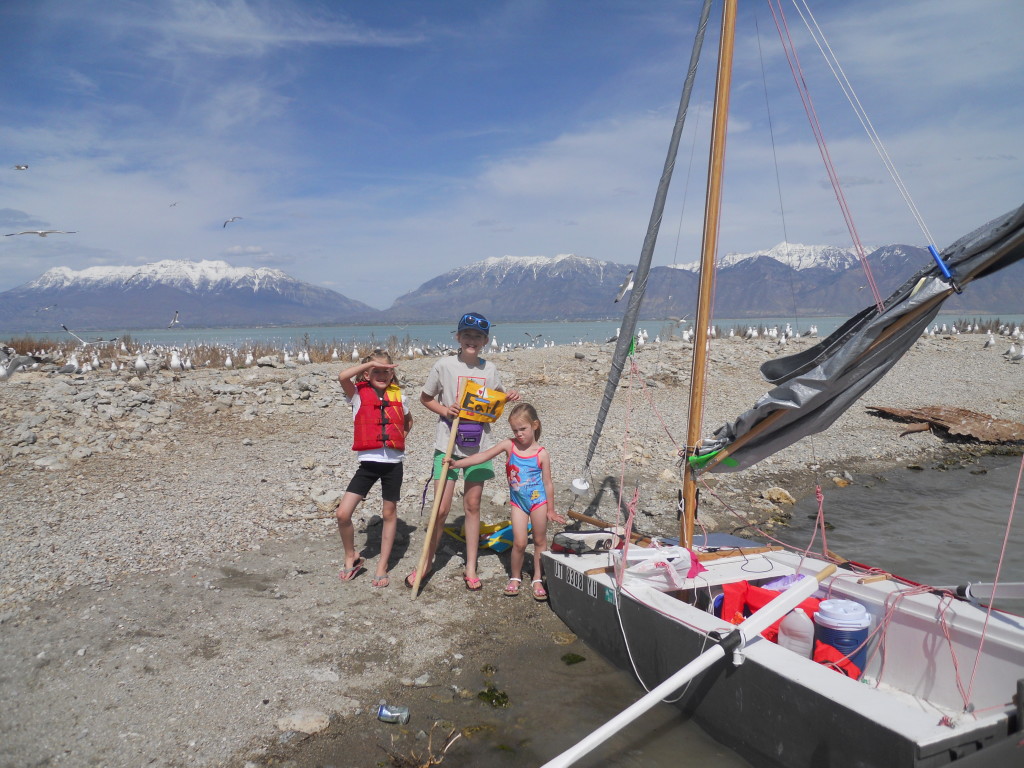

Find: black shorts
345;461;404;503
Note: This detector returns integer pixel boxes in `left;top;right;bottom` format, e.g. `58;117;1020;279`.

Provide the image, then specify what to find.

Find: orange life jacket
352;381;405;451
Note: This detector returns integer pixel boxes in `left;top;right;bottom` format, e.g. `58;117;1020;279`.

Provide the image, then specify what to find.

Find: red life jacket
352;381;405;451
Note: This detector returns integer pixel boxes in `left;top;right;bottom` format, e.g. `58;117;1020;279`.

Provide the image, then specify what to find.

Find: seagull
614;270;634;303
134;354;149;376
13;164;28;170
168;310;180;328
34;304;57;314
169;202;178;207
223;217;242;228
61;324;89;346
169;350;183;372
5;230;76;237
1;352;42;381
56;354;81;375
525;332;543;345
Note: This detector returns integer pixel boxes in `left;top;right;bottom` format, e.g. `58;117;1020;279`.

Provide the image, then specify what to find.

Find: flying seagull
5;230;76;237
34;304;57;314
13;164;28;170
614;270;634;302
61;324;89;347
168;310;180;328
223;216;242;228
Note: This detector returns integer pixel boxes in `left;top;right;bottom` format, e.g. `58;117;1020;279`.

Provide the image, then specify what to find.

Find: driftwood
866;405;1024;442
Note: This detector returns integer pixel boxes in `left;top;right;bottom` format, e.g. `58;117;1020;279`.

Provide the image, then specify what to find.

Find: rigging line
963;451;1023;709
754;13;802;331
790;0;936;247
766;0;885;312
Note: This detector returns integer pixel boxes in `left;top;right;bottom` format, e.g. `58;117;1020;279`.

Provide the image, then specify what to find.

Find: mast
681;0;737;548
573;0;714;494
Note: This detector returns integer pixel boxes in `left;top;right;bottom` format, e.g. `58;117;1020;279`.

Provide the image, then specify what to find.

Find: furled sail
694;202;1024;474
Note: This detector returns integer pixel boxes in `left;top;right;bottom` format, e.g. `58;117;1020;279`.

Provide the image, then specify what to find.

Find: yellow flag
458;379;506;423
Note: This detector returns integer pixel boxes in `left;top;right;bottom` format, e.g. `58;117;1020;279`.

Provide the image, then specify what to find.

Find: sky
1;0;1021;309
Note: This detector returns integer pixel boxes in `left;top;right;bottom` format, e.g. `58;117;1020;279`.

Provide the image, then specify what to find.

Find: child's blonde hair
508;402;541;439
361;348;399;385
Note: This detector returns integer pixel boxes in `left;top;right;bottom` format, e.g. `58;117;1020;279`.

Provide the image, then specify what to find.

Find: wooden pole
411;387;466;598
680;0;737;549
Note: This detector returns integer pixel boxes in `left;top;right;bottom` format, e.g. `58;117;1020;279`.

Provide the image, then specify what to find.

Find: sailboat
541;1;1024;766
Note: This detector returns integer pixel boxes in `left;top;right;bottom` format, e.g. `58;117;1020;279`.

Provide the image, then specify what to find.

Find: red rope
766;0;884;312
963;451;1023;708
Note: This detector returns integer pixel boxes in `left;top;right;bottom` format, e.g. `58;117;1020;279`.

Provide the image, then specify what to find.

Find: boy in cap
408;312;519;591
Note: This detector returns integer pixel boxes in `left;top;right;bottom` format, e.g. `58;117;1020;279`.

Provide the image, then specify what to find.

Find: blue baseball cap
457;312;490;333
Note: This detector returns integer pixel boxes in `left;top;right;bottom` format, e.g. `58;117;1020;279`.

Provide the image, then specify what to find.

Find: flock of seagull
3;317;1023;385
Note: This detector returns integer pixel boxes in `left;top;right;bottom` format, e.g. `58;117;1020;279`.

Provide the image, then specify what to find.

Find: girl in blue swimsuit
448;403;565;600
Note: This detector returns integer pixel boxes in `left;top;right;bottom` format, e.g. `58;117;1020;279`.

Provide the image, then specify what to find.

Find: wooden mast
681;0;737;548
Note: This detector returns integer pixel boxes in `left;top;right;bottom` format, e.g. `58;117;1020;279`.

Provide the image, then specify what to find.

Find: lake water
7;312;1021;352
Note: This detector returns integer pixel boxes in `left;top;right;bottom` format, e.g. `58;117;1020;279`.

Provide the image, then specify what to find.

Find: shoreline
1;335;1021;766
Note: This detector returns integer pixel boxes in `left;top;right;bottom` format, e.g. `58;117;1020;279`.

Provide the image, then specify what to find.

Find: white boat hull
543;543;1024;768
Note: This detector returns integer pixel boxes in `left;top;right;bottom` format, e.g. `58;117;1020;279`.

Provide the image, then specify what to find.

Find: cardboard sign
458;379;506;423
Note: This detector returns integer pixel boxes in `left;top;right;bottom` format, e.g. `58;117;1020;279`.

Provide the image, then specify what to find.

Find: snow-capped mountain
1;244;1018;333
389;253;631;321
0;260;380;331
27;260;298;293
673;242;868;272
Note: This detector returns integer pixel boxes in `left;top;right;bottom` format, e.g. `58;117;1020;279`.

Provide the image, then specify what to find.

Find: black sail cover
695;203;1024;474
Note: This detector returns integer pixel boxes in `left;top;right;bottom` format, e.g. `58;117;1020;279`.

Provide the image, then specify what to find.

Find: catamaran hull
543;550;1023;768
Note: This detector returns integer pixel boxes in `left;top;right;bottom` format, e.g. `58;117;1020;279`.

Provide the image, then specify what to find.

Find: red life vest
352;381;405;451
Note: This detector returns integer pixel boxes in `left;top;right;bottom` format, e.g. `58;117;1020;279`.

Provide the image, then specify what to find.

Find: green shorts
433;450;495;483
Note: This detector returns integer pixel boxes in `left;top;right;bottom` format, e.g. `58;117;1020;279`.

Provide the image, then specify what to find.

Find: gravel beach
1;332;1021;767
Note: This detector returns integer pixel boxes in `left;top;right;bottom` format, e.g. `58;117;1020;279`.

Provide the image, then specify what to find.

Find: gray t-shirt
421;354;504;457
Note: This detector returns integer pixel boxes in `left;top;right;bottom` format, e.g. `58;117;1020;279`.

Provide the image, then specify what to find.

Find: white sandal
503;578;522;596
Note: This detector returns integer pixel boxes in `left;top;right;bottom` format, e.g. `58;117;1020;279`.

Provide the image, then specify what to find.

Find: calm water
7;312;1019;351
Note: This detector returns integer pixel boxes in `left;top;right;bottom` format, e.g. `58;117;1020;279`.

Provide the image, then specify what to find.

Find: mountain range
1;245;1020;332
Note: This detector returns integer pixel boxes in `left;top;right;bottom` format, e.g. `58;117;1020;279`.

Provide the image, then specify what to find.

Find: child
335;350;412;587
449;403;565;600
409;312;518;591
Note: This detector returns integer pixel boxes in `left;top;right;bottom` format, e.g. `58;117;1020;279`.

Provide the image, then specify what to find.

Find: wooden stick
412;413;460;598
411;386;466;598
857;573;891;584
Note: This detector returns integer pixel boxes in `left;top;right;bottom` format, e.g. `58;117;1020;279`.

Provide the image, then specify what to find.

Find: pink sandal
532;579;548;601
503;578;522;596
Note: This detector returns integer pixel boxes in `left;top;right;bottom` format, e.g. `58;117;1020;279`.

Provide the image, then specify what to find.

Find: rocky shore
1;333;1020;767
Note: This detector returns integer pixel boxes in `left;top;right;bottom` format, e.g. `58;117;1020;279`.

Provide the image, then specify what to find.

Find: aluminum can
376;702;410;724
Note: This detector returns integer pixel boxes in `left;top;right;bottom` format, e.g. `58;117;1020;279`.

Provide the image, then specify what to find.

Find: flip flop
372;574;390;588
463;575;483;591
338;557;365;581
531;579;548;601
503;578;522;596
404;569;426;589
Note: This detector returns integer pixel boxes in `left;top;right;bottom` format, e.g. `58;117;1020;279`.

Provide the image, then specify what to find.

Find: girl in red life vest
335;350;412;586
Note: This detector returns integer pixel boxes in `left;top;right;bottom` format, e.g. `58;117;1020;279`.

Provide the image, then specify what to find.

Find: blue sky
2;0;1020;308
